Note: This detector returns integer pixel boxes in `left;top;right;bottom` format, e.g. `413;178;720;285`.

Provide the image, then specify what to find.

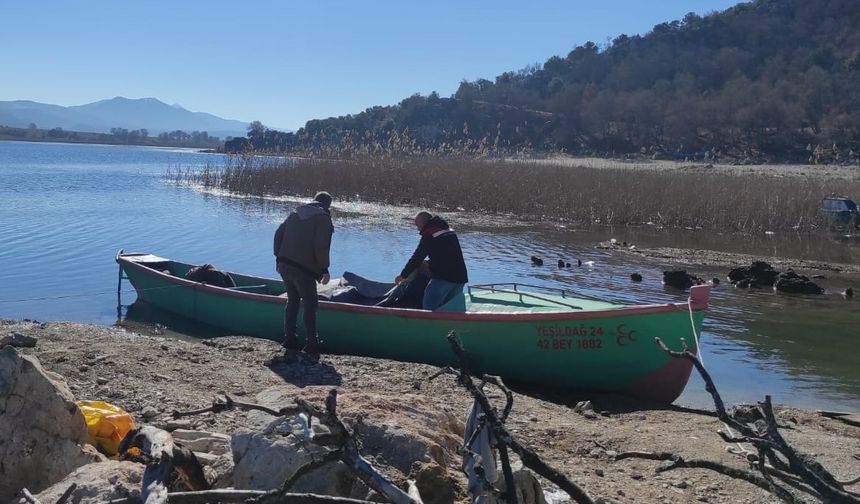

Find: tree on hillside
228;0;860;162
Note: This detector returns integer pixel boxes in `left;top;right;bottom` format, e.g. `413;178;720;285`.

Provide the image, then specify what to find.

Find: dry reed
180;154;860;234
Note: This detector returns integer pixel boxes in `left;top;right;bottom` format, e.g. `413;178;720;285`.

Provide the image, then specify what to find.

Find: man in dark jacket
273;192;334;355
395;211;468;310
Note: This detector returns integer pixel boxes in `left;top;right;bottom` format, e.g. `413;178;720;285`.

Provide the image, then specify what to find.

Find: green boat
117;251;710;403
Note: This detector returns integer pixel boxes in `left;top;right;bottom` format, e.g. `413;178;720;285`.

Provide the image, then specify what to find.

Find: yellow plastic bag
76;400;135;457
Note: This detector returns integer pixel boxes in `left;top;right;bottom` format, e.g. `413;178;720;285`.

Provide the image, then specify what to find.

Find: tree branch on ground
108;491;377;504
17;488;42;504
444;330;595;504
172;394;299;419
615;337;860;504
152;389;422;504
55;484;78;504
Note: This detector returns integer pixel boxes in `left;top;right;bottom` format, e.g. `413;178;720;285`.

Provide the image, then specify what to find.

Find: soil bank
4;318;860;503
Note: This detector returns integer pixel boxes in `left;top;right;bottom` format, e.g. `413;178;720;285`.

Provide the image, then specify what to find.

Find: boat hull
119;254;708;403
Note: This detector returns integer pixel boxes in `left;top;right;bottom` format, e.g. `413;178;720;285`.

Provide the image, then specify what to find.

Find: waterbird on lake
712;278;721;286
530;256;543;266
844;287;854;299
630;273;643;282
558;259;565;268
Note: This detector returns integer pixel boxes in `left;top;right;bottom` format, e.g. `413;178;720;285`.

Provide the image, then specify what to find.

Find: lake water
1;140;858;411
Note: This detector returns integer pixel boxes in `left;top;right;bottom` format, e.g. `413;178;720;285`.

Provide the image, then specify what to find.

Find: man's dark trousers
277;262;320;353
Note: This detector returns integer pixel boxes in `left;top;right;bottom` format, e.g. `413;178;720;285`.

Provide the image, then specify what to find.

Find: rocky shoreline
596;240;859;301
596;240;860;275
2;318;860;503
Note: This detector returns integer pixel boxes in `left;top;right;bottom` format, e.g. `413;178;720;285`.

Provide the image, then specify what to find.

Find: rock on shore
0;346;100;501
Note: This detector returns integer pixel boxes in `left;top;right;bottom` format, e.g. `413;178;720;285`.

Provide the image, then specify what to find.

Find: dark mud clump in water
774;270;825;295
728;261;779;288
662;270;705;289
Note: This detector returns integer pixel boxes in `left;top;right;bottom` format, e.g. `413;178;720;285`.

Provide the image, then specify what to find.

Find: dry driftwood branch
464;415;488;451
770;472;823;501
756;447;805;504
280;449;344;491
654;338;860;504
168;390;421;504
55;483;77;504
838;475;860;486
615;451;800;503
18;488;42;504
248;492;380;504
757;396;860;503
427;366;458;382
654;337;758;438
446;331;595;504
451;347;517;504
497;443;518;504
172;394;299;419
296;389;423;504
460;394;512;501
734;450;822;500
479;375;514;422
109;490;377;504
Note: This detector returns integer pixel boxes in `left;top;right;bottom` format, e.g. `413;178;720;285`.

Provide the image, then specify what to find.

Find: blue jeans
423;279;465;311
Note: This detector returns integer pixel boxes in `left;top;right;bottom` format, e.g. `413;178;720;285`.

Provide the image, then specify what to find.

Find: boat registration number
535;325;605;350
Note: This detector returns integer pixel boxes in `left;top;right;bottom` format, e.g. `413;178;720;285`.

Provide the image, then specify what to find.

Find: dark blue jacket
400;216;468;283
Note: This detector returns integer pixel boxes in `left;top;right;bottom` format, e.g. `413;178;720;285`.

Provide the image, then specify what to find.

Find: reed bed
181;154;860;234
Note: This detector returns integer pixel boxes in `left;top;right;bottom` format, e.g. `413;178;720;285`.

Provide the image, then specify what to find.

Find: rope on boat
0;284;186;304
686;298;704;366
687;295;751;458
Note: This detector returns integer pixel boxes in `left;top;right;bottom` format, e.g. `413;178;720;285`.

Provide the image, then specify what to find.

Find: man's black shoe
300;346;321;363
265;350;299;366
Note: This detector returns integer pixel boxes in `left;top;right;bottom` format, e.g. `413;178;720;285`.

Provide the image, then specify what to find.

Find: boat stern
623;356;695;404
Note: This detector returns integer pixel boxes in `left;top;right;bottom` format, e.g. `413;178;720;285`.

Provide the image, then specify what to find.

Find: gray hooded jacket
273;203;334;280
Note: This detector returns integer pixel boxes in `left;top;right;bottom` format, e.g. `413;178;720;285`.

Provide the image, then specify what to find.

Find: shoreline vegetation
178;151;860;235
0;124;223;149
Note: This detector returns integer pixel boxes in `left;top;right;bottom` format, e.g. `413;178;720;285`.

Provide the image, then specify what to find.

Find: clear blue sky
1;1;741;131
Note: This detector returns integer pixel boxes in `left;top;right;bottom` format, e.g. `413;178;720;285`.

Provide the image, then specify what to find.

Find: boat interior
122;254;623;313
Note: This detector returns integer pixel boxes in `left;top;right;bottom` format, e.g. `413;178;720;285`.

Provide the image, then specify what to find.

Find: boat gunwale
118;254;710;322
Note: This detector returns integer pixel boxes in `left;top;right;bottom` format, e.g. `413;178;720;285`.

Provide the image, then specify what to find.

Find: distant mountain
0;97;251;139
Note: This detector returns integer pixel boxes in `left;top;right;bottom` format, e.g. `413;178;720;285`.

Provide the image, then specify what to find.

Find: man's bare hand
395;275;403;284
321;273;330;285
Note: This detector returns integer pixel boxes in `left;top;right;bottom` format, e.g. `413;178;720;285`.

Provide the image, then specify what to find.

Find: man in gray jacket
273;191;334;356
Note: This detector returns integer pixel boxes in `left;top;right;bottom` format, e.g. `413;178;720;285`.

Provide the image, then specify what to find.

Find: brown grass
179;154;860;234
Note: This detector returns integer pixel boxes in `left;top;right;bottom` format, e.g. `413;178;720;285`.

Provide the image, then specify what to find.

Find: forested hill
237;0;860;162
